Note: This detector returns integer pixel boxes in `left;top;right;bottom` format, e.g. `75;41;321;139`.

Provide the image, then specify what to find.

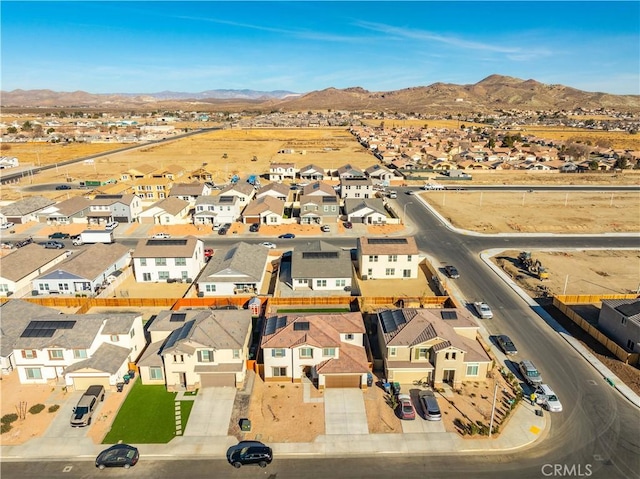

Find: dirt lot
422;190;640;233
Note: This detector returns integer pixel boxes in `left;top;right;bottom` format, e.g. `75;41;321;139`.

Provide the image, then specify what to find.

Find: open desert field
421;190;640;233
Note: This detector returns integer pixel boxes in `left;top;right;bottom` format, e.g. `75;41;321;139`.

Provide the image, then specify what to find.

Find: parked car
15;237;33;248
473;301;493;319
226;440;273;469
444;265;460;279
105;221;119;230
496;335;518;355
343;221;353;229
42;241;64;249
278;233;295;239
249;223;260;232
95;444;139;469
534;384;563;412
55;184;72;190
321;225;331;232
48;232;70;239
519;359;543;386
397;394;416;420
0;222;15;230
406;190;417;195
152;233;171;239
419;390;442;421
218;227;228;235
260;242;276;249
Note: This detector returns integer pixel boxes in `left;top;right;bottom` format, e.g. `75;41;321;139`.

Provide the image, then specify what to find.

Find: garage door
245;217;260;224
200;373;236;388
324;375;361;388
392;372;426;384
72;376;111;391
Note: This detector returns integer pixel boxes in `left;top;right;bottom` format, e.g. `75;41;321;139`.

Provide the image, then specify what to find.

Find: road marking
587;380;597;386
529;425;541;435
63;465;73;472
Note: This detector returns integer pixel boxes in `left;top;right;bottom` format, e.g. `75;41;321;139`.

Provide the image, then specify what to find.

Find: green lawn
102;379;193;444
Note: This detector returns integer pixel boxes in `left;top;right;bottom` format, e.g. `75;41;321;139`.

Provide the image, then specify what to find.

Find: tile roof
242;196;285;216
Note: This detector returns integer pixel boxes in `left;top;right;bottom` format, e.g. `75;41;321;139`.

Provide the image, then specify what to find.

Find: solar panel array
441;311;458;320
95;195;122;199
293;321;310;331
170;313;187;322
368;238;408;245
616;302;640;317
147;239;188;246
218;196;235;203
302;252;339;259
21;320;76;338
379;309;406;333
264;316;288;335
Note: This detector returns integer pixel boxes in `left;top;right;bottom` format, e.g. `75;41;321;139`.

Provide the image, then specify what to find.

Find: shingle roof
0;244;67;282
147;197;190;215
358;236;419;255
291;241;352;279
1;196;55;216
0;300;62;357
132;236;201;259
200;242;269;283
36;243;130;282
344;198;387;216
64;342;131;375
242;196;285;216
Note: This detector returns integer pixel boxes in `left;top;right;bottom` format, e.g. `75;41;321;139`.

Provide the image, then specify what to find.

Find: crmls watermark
541;464;593;477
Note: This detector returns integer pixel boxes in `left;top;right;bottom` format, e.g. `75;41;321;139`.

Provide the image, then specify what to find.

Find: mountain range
1;75;638;112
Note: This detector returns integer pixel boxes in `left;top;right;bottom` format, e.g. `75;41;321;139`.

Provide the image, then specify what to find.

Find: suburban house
357;236;420;280
340;177;374;199
0;244;68;297
375;308;492;388
37;197;92;224
301;181;338;198
138;309;252;390
10;311;145;389
261;312;370;389
365;164;395;184
218;182;256;206
344;198;388;224
0;196;55;225
169;182;211;203
290;241;353;291
197;242;270;296
31;243;131;296
120;164;157;181
188;167;215;182
298;164;326;181
132;176;173;201
131;236;205;283
598;299;640;354
152;164;185;181
0;300;61;374
242;196;285;225
298;195;340;225
336;164;365;179
255;182;290;202
87;194;142;224
137;197;191;225
193;195;242;226
268;162;297;182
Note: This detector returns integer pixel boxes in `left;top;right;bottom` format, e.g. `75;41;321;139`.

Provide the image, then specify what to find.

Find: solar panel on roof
441;311;458;320
302;252;339;259
147;239;188;246
95;195;122;199
219;196;234;203
368;238;408;245
293;321;309;331
21;320;76;338
616;302;640;317
170;313;187;322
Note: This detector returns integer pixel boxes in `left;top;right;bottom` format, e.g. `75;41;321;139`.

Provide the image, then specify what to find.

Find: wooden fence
553;295;639;365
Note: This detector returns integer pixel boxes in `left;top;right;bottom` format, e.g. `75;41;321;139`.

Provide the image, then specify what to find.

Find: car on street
418;390;442;421
0;222;15;230
95;444;139;469
321;225;331;232
105;221;119;230
226;440;273;469
473;301;494;319
48;232;70;239
397;394;416;420
260;242;276;249
55;184;72;190
444;265;460;279
152;233;171;239
218;227;228;235
204;248;214;260
495;335;518;355
343;221;353;229
42;240;64;249
278;233;295;239
534;384;563;412
519;359;543;386
15;237;34;248
249;223;260;232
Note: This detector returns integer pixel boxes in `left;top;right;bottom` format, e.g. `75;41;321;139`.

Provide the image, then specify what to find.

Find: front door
177;372;187;388
443;369;455;385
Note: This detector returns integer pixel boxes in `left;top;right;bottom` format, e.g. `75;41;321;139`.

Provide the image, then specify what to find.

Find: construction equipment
518;251;549;280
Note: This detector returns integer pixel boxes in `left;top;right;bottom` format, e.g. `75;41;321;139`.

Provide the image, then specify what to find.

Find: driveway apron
324;389;368;435
182;387;236;437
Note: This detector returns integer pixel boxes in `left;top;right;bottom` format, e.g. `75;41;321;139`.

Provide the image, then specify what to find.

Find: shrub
1;423;12;434
48;404;60;413
29;404;45;415
1;413;18;424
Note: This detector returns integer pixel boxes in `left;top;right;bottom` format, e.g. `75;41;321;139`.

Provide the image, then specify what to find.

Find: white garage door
72;376;111;391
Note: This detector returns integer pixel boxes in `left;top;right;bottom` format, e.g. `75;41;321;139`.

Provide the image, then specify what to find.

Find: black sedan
95;444;139;469
226;440;272;468
496;335;518;355
278;233;295;239
444;265;460;279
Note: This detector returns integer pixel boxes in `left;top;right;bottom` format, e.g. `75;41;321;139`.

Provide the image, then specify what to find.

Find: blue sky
1;1;638;95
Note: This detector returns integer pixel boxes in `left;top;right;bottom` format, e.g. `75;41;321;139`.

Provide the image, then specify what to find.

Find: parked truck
70;384;105;427
72;230;114;245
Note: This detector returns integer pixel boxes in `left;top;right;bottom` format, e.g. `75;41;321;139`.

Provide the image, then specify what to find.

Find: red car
397;394;416;420
204;248;214;260
343;221;353;229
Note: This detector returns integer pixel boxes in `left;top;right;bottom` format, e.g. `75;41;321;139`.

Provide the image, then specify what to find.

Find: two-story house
291;241;353;291
340;177;374;199
131;236;205;283
261;312;369;389
87;194;142;224
242;196;285;226
376;308;492;388
357;236;420;280
137;197;191;225
218;182;256;206
133;176;173;201
193;195;242;226
598;299;640;353
298;195;340;225
365;164;395;184
269;162;297;182
336;164;365;179
138;309;252;390
298;164;326;182
169;182;211;203
255;183;290;202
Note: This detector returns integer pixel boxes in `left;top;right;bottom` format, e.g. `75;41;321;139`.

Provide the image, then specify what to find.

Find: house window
143;273;151;281
369;255;378;262
0;284;8;292
452;352;457;360
621;317;627;325
140;258;147;266
627;339;635;351
58;283;69;291
385;268;395;276
323;348;335;357
402;269;411;278
39;284;50;291
388;255;397;262
272;367;287;377
73;349;88;359
158;271;170;280
110;335;119;342
175;258;187;266
271;349;286;358
173;354;184;364
418;348;428;359
146;193;154;198
25;368;42;380
149;367;164;380
22;350;37;359
48;349;64;360
205;284;216;292
155;258;167;266
335;279;346;287
345;333;354;340
232;349;240;359
299;348;313;359
389;347;397;357
197;350;214;362
316;279;327;288
130;328;135;338
407;255;412;262
466;364;479;376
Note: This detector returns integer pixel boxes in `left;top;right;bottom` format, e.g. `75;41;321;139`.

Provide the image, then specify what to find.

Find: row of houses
1;298;493;391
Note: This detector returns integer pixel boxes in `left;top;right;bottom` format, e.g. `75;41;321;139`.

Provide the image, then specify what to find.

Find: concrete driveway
183;387;236;437
324;389;368;435
43;390;95;438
